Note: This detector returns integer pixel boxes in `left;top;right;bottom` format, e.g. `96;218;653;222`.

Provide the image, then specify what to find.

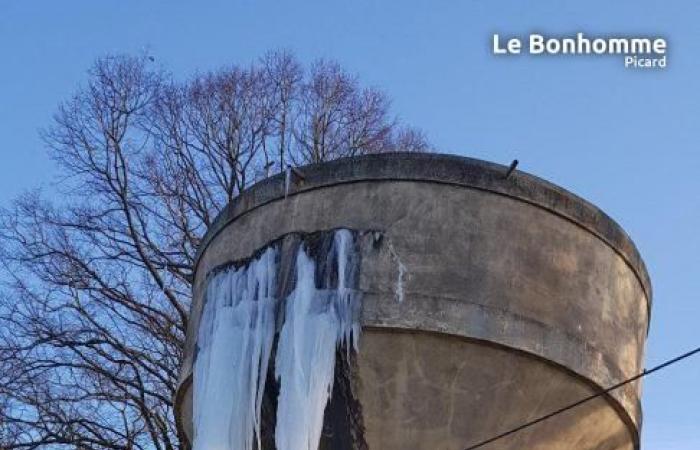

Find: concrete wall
175;153;651;449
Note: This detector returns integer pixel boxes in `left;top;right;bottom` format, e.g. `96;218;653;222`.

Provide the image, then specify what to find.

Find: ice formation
193;248;278;450
192;229;361;450
284;165;292;198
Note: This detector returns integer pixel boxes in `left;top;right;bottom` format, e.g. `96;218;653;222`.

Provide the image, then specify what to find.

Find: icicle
284;165;292;198
274;229;360;450
192;229;362;450
193;248;278;450
274;249;336;450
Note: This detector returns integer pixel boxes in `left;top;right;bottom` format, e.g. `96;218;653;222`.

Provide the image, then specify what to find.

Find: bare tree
260;51;303;172
0;51;430;450
294;60;390;164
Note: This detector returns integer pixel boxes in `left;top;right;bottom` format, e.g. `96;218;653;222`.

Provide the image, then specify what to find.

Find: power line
463;345;700;450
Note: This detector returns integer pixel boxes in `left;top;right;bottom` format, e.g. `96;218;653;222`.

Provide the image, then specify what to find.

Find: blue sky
1;0;698;447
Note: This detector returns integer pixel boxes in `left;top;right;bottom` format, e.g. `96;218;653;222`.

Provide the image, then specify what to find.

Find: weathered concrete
175;153;651;449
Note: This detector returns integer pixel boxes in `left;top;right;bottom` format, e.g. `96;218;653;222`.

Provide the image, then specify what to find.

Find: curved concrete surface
175;153;651;449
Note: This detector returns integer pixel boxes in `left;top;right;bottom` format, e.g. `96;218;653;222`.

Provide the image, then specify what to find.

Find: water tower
175;153;650;450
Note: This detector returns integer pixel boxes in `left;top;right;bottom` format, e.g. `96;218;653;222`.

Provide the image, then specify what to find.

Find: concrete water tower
175;153;650;450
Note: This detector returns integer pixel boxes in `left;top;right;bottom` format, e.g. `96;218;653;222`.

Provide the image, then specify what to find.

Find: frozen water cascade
192;229;361;450
275;229;360;450
193;247;278;450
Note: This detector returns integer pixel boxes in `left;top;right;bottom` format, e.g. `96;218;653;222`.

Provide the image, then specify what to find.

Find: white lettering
493;34;522;54
592;39;607;54
630;38;652;54
493;33;668;68
653;39;667;54
493;34;507;54
530;34;545;54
